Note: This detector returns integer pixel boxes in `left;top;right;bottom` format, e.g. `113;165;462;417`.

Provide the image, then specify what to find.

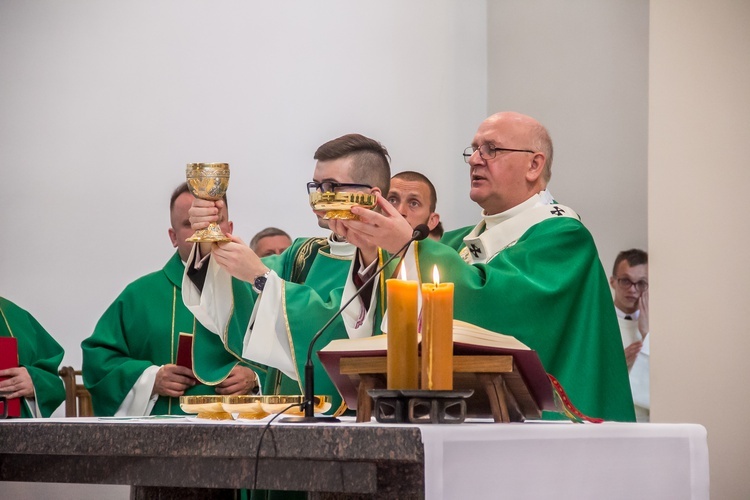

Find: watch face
254;275;267;292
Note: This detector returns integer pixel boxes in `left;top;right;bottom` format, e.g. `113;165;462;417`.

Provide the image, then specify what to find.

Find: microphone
281;224;430;423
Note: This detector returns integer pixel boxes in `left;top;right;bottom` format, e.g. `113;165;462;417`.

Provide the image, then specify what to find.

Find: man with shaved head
333;112;635;422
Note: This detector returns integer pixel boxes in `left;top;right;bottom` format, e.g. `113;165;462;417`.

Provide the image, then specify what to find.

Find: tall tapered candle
421;265;454;390
386;264;419;389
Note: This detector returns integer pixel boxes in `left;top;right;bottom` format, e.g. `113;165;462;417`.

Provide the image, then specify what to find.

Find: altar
0;418;709;499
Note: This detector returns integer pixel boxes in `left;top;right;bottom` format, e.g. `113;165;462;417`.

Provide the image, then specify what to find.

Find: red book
176;333;194;371
0;337;22;418
176;333;200;384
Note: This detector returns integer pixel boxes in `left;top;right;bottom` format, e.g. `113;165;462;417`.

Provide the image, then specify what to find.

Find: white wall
0;0;486;385
488;0;649;273
650;1;750;498
0;0;661;497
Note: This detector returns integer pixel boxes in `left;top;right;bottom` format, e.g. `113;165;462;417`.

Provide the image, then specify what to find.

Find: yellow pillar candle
386;265;419;390
421;265;454;391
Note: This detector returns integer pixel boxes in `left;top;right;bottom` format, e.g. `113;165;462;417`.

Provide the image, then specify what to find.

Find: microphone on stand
281;224;431;423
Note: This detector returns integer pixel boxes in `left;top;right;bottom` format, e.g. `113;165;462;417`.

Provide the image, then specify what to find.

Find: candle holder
367;389;473;424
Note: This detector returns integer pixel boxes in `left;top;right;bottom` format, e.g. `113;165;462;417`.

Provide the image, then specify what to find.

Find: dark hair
429;221;444;239
612;248;648;275
392;170;438;212
170;182;228;213
250;227;292;252
314;134;391;194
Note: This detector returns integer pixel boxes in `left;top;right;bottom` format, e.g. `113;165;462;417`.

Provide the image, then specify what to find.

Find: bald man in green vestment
332;112;636;422
183;134;391;416
81;183;261;416
0;296;65;418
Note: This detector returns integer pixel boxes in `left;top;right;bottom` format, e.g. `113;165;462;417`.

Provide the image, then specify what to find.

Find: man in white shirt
610;248;650;421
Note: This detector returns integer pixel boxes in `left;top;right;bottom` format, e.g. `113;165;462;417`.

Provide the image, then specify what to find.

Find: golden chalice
309;191;376;220
186;162;231;243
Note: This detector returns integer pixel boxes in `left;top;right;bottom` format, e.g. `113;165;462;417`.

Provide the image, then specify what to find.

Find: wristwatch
252;270;271;294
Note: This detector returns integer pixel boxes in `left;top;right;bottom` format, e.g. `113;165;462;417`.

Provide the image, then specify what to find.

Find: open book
318;320;555;414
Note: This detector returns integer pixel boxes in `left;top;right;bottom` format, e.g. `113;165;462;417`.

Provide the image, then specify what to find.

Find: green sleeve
82;294;156;416
0;297;65;418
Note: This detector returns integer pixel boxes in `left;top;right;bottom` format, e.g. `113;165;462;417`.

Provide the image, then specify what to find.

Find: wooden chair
58;366;94;417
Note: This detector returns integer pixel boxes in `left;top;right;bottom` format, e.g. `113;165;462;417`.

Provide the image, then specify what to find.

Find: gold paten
309;191;376;220
182;395;333;419
222;395;268;420
185;162;231;243
224;395;333;418
179;395;233;420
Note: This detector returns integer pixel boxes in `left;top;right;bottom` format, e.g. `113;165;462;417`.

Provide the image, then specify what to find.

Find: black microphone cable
251;402;303;492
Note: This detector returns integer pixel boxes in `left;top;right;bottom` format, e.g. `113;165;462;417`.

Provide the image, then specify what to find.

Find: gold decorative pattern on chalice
186;162;231;243
309;191;376;220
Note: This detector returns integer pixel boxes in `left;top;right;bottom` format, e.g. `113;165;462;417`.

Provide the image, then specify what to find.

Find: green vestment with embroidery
428;217;635;422
195;237;384;416
82;251;263;416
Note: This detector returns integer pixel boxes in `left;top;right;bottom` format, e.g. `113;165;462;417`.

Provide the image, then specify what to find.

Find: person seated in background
332;111;635;422
429;221;445;241
610;248;650;421
386;170;441;234
250;227;293;257
81;182;262;416
0;296;65;418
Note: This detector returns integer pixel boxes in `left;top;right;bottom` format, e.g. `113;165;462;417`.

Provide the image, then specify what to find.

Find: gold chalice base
309;192;376;220
186;225;231;243
180;396;233;420
222;396;269;420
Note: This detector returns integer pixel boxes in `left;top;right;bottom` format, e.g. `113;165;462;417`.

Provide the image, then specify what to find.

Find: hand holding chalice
186;162;231;243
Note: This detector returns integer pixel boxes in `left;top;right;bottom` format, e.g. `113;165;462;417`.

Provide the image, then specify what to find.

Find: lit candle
386;264;419;390
421;265;454;391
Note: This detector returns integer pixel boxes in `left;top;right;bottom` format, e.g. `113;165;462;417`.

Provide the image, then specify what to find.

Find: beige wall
650;1;750;498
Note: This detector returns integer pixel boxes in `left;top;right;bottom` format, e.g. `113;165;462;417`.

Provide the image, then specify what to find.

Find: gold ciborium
179;395;233;420
309;191;376;220
186;162;231;243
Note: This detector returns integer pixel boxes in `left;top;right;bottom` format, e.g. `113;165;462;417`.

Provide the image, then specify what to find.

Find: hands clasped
152;365;258;397
0;367;35;399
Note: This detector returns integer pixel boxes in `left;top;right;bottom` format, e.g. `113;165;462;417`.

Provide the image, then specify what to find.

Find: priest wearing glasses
331;112;635;422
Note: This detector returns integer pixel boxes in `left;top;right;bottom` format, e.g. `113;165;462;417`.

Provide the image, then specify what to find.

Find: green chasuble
192;237;383;416
0;297;65;418
82;251;263;416
428;217;635;422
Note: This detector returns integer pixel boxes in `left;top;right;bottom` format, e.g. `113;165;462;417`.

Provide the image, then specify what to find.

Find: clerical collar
482;190;554;231
615;307;639;320
328;233;356;257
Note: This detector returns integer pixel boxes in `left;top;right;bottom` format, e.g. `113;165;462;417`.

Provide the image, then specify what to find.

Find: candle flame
432;265;440;285
399;263;407;281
